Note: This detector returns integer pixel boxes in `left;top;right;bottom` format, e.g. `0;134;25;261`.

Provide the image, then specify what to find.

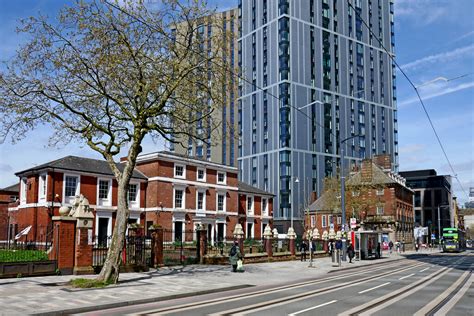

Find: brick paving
0;250;432;315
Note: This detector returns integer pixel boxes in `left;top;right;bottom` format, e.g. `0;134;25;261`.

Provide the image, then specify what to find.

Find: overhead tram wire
346;0;468;200
103;0;342;140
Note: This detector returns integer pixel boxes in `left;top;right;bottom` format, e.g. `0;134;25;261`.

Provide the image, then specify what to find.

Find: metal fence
0;225;55;263
273;238;290;254
243;238;265;254
92;235;153;268
162;229;198;265
207;236;236;256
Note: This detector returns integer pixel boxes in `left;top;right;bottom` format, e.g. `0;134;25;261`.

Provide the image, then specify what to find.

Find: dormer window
174;164;186;179
217;171;226;184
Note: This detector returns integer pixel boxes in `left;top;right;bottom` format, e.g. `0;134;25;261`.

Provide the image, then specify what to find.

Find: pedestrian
396;240;400;254
415;242;419;252
300;240;308;261
347;243;355;263
389;241;393;255
328;241;333;256
376;242;381;259
229;241;242;272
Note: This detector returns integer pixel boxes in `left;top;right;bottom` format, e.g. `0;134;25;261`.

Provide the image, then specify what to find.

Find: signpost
350;218;357;229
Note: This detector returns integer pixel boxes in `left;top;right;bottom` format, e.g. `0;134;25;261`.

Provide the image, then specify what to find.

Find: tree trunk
97;182;130;283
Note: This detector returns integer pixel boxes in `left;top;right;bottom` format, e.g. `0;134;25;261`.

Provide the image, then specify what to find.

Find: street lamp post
340;134;362;261
292;177;299;229
437;204;450;250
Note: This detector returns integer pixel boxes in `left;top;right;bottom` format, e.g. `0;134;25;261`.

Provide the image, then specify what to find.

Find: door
98;217;109;246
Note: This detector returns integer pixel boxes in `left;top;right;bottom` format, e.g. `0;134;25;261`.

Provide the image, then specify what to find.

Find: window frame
20;177;27;204
197;168;206;182
247;195;254;215
377;206;384;215
196;190;206;211
173;188;185;209
216;192;226;212
38;173;47;202
174;164;186;179
63;174;80;204
217;171;227;184
127;182;140;208
97;178;112;206
261;198;268;216
376;188;384;196
322;215;327;228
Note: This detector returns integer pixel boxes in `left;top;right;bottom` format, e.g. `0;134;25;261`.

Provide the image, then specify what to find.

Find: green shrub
0;250;49;263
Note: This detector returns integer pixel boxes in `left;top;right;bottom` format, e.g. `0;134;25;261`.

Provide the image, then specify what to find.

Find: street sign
330;223;334;230
350;218;357;229
431;234;436;240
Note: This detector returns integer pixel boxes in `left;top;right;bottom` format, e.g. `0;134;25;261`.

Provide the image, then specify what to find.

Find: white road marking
217;264;426;316
289;300;338;316
358;282;391;294
414;270;470;316
419;267;430;272
434;273;474;316
147;262;426;315
399;273;415;280
338;266;450;316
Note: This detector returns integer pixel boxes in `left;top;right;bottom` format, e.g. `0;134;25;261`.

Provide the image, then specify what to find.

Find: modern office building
237;0;398;233
399;169;453;237
171;8;240;167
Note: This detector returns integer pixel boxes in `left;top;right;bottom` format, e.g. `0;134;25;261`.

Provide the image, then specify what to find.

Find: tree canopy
0;0;233;283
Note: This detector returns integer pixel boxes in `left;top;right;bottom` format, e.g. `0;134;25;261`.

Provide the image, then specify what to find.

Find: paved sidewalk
0;250;434;315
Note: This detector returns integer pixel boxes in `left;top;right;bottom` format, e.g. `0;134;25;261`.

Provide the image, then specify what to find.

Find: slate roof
308;191;332;212
15;156;147;180
0;183;19;193
346;162;397;186
238;181;274;196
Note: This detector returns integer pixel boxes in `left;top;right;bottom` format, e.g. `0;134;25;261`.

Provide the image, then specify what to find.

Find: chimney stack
361;159;373;182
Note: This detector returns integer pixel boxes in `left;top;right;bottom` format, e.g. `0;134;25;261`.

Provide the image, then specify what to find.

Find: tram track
140;260;426;315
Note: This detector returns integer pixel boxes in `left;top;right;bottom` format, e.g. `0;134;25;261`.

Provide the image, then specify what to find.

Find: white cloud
398;81;474;107
399;144;425;154
395;0;448;25
400;44;474;71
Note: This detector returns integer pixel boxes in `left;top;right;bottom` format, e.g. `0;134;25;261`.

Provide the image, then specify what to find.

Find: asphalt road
83;251;473;316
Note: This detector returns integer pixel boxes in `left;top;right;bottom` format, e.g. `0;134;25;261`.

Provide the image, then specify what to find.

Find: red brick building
7;156;147;242
135;151;273;242
7;152;273;243
307;155;414;244
0;184;19;240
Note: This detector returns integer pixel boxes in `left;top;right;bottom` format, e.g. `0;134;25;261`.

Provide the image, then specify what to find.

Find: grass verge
70;278;111;288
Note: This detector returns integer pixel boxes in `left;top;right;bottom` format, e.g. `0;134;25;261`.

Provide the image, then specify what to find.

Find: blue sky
0;0;473;205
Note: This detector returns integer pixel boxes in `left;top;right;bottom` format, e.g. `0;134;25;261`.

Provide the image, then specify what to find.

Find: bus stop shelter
354;230;384;260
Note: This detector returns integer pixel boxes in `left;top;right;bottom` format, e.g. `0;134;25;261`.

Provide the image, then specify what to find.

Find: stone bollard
74;217;94;275
233;224;245;256
287;227;296;257
263;225;273;258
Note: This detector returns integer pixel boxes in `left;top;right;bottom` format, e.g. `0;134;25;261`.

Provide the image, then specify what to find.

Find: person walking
396;240;401;254
229;241;242;272
389;241;393;255
300;240;308;261
347;243;355;263
376;242;381;259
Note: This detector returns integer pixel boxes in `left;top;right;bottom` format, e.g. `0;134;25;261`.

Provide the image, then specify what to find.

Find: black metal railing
206;235;237;256
0;225;55;263
92;235;153;268
162;229;198;265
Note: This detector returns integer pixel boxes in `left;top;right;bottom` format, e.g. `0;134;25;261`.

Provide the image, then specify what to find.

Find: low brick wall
203;250;329;265
0;260;57;278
